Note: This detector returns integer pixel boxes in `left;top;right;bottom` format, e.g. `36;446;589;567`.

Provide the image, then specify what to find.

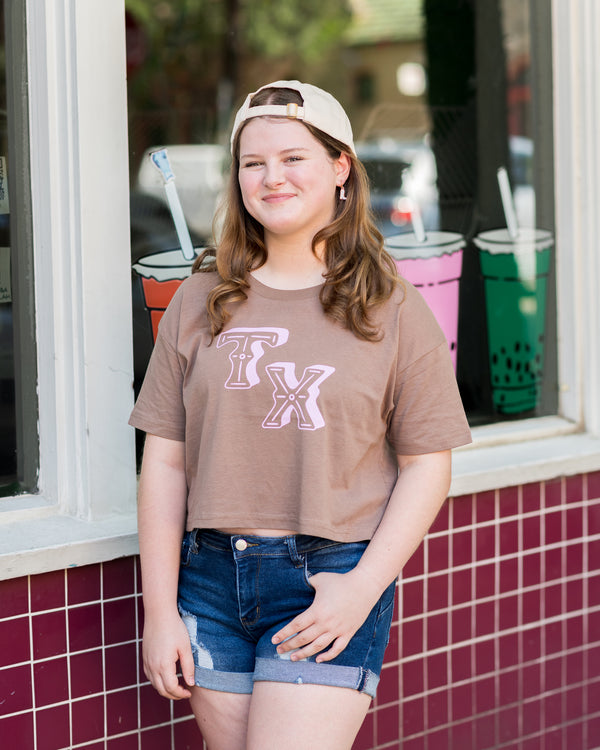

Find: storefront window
0;0;38;497
126;0;556;433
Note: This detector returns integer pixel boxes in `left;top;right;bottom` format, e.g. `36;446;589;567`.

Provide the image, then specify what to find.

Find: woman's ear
335;152;352;185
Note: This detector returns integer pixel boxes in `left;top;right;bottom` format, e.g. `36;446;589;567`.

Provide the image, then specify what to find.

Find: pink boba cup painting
385;231;465;370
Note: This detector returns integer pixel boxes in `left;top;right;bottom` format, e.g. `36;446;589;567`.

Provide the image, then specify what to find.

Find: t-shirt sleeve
387;340;472;454
128;291;186;441
386;284;472;455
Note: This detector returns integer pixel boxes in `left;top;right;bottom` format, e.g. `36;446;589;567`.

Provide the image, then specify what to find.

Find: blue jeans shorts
176;529;396;698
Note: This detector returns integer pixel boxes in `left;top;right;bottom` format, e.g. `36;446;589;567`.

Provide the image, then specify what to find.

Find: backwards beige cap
230;80;355;155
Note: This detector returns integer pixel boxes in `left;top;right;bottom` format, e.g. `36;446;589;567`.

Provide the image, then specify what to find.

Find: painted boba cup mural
133;148;201;341
474;227;553;415
385;221;465;372
133;248;199;341
474;168;554;415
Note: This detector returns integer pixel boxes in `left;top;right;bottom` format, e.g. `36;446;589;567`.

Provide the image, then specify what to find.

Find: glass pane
126;0;556;429
0;0;38;496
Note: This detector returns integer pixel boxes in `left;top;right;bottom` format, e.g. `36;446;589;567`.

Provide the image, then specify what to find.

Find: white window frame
0;0;137;579
0;0;598;579
452;0;600;493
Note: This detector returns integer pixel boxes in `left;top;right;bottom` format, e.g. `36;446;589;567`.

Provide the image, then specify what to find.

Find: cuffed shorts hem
254;657;380;698
192;660;379;698
193;666;254;694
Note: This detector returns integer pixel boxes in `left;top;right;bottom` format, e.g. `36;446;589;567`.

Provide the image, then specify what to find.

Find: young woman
130;81;471;750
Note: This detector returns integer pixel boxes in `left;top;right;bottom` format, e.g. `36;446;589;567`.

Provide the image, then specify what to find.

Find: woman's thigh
189;686;252;750
246;681;371;750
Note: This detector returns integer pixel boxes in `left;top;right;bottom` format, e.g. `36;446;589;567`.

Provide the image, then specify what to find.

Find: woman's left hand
271;567;384;663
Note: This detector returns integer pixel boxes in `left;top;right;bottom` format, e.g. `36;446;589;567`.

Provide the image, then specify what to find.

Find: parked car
356;136;440;237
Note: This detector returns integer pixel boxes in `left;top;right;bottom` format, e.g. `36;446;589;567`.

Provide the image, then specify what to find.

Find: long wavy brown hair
193;86;400;341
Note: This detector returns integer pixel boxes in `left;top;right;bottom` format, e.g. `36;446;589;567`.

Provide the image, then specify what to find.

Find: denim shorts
176;529;396;698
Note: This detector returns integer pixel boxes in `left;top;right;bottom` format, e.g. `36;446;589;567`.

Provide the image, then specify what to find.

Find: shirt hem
186;517;380;543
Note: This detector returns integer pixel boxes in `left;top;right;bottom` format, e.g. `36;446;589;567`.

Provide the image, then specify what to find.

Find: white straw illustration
149;148;196;261
496;166;519;241
411;199;427;243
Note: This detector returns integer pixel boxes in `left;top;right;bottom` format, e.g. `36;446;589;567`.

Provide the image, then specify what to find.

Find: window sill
2;420;599;581
451;416;600;496
0;502;138;581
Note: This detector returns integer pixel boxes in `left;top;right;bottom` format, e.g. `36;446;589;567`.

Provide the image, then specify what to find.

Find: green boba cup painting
475;226;553;415
475;168;554;415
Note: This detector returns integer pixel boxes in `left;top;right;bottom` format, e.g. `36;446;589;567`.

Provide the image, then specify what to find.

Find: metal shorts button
235;539;248;551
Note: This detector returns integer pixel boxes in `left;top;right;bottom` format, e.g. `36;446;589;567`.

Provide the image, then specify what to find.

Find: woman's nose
263;162;285;188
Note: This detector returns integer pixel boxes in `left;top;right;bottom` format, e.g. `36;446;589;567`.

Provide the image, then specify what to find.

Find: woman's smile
238;118;347;247
262;192;296;203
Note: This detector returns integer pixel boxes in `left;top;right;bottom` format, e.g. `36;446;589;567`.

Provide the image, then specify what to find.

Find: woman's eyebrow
240;146;311;159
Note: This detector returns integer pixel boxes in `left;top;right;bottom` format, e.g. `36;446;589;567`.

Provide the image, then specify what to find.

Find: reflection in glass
0;0;38;497
125;0;556;427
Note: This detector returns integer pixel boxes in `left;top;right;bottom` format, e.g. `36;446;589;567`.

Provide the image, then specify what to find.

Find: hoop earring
339;185;347;201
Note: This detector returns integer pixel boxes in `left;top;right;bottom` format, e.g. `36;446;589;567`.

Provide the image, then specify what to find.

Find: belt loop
285;536;304;567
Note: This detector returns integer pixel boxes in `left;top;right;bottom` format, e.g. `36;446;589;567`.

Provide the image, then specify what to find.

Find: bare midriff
216;527;298;537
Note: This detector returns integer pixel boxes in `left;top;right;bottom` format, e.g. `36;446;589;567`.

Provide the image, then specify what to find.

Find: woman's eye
242;161;262;168
286;156;303;163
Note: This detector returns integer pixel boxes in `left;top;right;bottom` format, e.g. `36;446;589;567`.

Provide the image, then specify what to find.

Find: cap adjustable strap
243;104;306;121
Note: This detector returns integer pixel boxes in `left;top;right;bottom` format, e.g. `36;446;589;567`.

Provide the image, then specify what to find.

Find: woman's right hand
142;611;196;700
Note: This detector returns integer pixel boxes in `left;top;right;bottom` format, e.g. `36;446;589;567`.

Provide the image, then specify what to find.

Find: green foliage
243;0;351;62
125;0;351;76
125;0;351;146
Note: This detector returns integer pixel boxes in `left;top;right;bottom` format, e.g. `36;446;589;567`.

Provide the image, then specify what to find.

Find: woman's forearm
137;435;188;617
354;450;452;598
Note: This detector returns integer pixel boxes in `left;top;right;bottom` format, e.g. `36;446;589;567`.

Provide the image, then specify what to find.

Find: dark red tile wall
0;471;599;749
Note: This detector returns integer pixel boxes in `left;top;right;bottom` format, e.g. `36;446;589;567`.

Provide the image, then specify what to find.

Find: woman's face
237;117;350;251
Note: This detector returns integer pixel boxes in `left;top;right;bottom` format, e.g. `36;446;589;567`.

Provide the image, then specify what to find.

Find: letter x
262;362;335;430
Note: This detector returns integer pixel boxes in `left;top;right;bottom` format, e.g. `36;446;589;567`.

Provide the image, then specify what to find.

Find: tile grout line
540;476;548;750
64;568;74;750
398;706;600;748
134;558;143;750
27;574;37;750
517;484;524;749
422;529;429;750
401;532;600;587
397;608;600;673
446;496;456;750
494;488;501;750
100;562;108;747
385;673;600;715
560;477;568;749
472;491;479;750
582;473;590;750
492;488;500;749
428;495;596;538
400;564;599;624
